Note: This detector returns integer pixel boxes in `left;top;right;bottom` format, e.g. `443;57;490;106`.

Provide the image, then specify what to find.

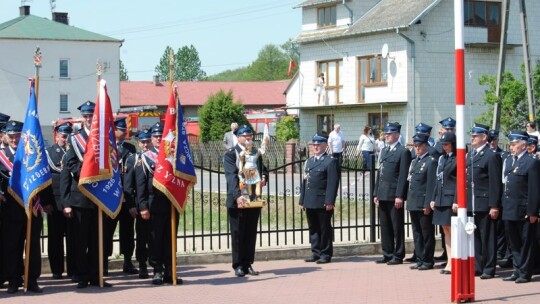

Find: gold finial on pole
33;46;42;101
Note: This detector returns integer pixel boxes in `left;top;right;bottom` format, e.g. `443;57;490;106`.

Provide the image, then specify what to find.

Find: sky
0;0;302;81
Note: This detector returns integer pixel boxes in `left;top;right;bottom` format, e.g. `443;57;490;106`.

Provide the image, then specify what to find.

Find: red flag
153;86;197;212
288;60;296;77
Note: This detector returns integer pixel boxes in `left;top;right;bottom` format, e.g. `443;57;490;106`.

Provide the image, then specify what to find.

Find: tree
119;59;129;81
275;116;299;141
476;61;540;135
245;44;289;81
198;90;251;142
155;45;207;81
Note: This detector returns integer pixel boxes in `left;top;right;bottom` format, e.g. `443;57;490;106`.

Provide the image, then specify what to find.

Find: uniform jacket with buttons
374;142;412;201
299;152;339;209
431;153;456;207
501;153;540;221
406;153;437;211
465;144;502;212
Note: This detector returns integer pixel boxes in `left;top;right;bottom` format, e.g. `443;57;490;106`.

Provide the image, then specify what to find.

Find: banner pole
99;210;104;288
171;206;177;285
23;202;32;293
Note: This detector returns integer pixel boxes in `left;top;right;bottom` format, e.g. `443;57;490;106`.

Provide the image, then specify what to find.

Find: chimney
153;75;161;86
19;5;30;16
52;12;69;25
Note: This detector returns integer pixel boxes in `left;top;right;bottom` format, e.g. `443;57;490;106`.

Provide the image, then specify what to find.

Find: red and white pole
452;0;475;302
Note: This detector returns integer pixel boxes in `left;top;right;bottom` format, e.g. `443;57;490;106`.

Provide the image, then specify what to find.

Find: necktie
472;150;477;157
117;142;123;155
512;156;518;166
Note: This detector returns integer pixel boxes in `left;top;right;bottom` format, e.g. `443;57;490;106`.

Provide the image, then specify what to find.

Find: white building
0;6;122;141
287;0;539;142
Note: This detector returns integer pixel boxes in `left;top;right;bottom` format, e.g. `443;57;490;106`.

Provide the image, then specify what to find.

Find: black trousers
473;212;498;276
378;200;405;260
409;210;435;266
306;208;334;260
118;203;135;259
1;211;42;283
135;214;151;264
72;207;99;282
149;208;179;274
228;207;261;269
505;219;537;279
47;207;75;276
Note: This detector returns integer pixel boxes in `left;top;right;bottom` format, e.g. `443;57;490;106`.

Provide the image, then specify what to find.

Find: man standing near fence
328;123;345;164
224;125;268;277
301;134;339;264
223;122;239;150
373;122;412;265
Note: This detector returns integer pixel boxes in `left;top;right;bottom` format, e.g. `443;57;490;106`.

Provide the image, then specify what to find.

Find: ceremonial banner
153;86;197;212
8;80;52;213
78;79;123;218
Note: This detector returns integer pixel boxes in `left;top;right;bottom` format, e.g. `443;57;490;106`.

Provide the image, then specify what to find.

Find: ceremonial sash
142;149;158;175
45;149;64;173
0;149;13;172
71;133;87;162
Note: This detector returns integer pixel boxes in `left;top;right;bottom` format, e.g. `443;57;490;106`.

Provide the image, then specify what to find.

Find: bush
275;116;299;141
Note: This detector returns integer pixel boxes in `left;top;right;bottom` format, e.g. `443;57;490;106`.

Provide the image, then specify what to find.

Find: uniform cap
151;122;163;136
488;129;499;141
114;117;127;130
138;128;151;141
415;123;432;135
311;133;328;144
383;122;401;134
77;101;95;115
3;120;23;134
507;130;528;142
412;133;429;144
56;122;73;135
528;135;538;146
439;132;456;144
236;125;253;136
439;117;456;128
470;123;489;135
0;112;10;129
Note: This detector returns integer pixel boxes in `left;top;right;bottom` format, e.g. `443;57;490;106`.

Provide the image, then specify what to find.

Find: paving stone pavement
3;255;540;303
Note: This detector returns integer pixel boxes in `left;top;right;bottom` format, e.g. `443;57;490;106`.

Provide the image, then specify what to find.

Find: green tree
275;116;299;141
245;44;289;81
119;59;129;81
476;61;540;135
155;45;206;81
198;90;250;142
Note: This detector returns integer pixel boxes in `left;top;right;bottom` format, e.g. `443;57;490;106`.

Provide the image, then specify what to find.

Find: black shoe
123;261;139;274
375;257;390;264
439;262;447;268
71;276;80;283
474;271;482;276
386;258;403;265
405;256;417;263
502;274;518;281
480;274;494;280
89;280;112;287
152;272;164;285
440;269;451;275
418;265;434;271
234;266;245;277
76;281;89;289
434;254;447;261
27;282;43;293
6;281;19;294
163;274;183;284
410;264;420;270
515;277;530;284
498;259;513;268
304;256;319;262
52;273;63;280
244;266;260;275
139;264;149;279
316;258;331;264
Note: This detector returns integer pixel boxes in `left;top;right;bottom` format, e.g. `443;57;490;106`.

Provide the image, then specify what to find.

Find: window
317;114;334;137
358;55;388;102
318;6;336;28
368;112;388;137
59;59;69;78
60;94;68;112
464;1;501;42
317;60;343;104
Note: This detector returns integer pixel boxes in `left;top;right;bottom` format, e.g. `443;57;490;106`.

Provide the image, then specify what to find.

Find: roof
0;14;122;42
295;0;442;43
120;81;290;107
294;0;343;9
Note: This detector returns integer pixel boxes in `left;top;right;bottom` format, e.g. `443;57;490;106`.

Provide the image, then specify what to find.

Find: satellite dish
381;43;389;59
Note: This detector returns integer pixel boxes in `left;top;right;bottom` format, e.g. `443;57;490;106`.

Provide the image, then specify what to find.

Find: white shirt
356;134;374;152
328;130;344;153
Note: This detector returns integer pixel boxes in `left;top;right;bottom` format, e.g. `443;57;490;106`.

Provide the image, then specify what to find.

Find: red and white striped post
452;0;475;302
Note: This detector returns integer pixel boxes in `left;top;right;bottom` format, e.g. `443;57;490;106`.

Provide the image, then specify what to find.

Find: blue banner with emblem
8;81;52;212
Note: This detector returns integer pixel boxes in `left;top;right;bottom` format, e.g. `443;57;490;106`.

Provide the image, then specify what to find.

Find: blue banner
8;81;52;211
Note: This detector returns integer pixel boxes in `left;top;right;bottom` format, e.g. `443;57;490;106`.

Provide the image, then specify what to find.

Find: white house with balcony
287;0;540;143
0;6;122;141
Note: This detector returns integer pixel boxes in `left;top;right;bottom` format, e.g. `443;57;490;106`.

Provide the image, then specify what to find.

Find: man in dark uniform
102;117;138;275
46;122;74;280
60;101;112;288
466;123;502;279
0;112;10;288
300;134;339;264
501;130;540;283
0;120;47;293
374;122;412;265
129;128;153;279
223;125;268;277
407;133;437;270
527;136;538;157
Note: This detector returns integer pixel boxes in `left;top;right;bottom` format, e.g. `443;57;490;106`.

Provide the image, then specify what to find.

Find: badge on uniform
513;167;519;174
420;163;425;171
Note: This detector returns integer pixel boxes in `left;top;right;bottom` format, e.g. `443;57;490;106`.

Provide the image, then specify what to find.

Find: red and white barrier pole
452;0;475;302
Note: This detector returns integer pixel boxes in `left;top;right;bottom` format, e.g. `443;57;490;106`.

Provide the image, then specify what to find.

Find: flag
78;79;123;218
261;122;270;154
8;80;52;213
153;85;197;212
287;60;296;77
